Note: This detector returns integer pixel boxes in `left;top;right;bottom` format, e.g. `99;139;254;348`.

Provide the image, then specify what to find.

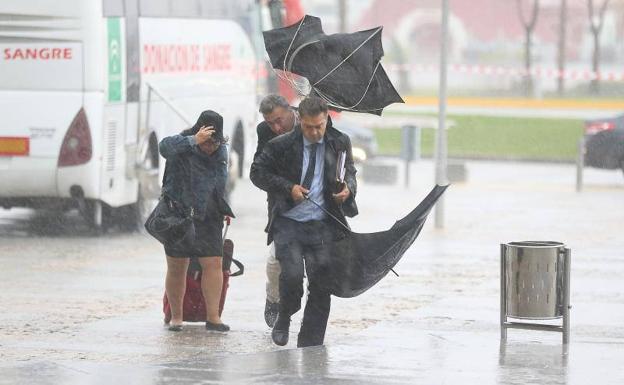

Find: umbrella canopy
262;15;404;115
327;184;448;298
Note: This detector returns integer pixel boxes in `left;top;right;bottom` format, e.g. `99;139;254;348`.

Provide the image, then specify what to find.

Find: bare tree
588;0;610;94
516;0;540;97
557;0;567;96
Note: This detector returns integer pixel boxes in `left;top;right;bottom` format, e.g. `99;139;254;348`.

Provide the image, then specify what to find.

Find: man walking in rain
254;94;298;328
250;96;358;347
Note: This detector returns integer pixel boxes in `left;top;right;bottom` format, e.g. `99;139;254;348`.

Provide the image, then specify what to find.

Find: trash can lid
507;241;565;248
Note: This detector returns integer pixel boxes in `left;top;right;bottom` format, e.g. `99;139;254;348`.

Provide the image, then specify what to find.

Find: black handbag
144;161;196;247
144;195;196;247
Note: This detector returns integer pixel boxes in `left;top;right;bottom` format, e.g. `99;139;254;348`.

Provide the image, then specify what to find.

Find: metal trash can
500;241;571;344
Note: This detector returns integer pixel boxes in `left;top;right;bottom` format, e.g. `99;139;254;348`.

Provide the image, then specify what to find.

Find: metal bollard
401;125;420;188
500;241;572;344
576;137;585;192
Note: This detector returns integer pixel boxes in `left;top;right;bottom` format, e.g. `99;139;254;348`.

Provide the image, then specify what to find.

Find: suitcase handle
229;258;244;277
222;216;231;240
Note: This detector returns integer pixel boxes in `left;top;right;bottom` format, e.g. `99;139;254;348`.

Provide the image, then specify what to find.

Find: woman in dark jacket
158;110;234;332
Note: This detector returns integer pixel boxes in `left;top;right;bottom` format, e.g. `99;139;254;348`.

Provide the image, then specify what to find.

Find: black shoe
264;299;279;328
205;321;230;332
271;314;290;346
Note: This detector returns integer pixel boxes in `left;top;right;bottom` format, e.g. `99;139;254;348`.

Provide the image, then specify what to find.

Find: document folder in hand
335;150;346;192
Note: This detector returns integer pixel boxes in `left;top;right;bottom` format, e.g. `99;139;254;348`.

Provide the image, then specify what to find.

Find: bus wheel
78;199;111;232
232;122;245;178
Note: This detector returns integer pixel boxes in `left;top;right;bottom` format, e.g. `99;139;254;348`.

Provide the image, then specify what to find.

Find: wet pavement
1;159;623;384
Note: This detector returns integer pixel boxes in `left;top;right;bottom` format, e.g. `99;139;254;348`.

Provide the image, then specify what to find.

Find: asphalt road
1;159;623;384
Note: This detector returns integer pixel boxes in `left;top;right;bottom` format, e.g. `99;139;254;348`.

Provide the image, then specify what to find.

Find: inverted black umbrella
306;184;449;298
263;15;404;115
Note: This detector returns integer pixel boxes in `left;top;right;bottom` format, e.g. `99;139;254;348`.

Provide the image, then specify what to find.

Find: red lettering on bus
160;45;169;72
143;45;157;73
202;44;231;71
190;45;200;72
25;49;37;59
142;43;232;74
2;47;74;61
178;45;189;72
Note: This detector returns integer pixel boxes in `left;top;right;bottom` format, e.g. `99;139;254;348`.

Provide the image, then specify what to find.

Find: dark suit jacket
250;120;358;245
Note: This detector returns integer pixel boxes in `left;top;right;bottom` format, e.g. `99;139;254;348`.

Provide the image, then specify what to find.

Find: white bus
0;0;261;229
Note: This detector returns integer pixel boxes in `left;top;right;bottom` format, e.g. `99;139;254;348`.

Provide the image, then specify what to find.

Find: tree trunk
591;32;601;93
588;0;610;95
516;0;540;98
525;30;533;96
557;0;567;96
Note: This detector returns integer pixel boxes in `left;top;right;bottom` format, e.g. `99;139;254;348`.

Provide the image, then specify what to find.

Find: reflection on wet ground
6;332;622;385
0;208;84;237
0;208;131;238
499;341;569;384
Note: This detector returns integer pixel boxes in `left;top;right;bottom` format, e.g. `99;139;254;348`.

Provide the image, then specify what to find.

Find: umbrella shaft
304;194;400;278
303;194;350;231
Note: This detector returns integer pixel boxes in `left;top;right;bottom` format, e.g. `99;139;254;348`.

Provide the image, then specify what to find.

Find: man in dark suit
255;94;298;328
250;96;358;347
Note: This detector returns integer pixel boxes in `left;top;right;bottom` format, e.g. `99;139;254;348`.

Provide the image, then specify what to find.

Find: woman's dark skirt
164;217;224;258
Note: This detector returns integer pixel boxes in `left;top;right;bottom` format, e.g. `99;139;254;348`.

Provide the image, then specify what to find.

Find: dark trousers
273;216;333;347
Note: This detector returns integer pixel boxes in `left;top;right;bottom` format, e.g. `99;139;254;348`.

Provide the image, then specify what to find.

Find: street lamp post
435;0;449;229
338;0;347;33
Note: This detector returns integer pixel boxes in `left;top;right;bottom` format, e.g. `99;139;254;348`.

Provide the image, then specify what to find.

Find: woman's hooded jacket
158;110;234;220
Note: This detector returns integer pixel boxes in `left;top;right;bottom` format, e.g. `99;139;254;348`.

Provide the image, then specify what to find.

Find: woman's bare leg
165;256;190;326
198;256;223;324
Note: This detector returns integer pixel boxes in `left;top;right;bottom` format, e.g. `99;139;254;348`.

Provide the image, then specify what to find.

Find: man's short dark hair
298;97;328;118
259;94;290;115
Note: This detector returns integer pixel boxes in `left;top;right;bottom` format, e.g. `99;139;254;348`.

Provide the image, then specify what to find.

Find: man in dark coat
254;94;298;161
250;96;358;347
254;94;298;328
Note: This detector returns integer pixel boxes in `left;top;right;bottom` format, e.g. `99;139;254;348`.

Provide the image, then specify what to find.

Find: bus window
138;0;169;17
125;0;140;102
103;0;124;17
138;0;253;19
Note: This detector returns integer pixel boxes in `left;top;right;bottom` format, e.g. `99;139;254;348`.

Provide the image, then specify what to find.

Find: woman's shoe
168;324;183;332
205;321;230;332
